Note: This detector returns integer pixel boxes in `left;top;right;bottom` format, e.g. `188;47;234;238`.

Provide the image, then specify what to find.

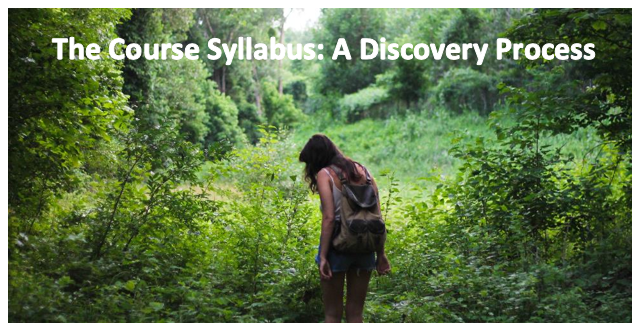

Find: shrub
434;67;498;115
201;84;246;147
338;86;389;122
283;80;308;104
261;81;305;129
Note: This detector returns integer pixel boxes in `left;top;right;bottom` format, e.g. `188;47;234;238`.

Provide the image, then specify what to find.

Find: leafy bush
303;91;340;118
205;128;321;321
434;67;498;115
283;80;308;104
236;99;265;144
338;86;389;122
8;8;631;323
202;84;246;146
314;9;388;95
261;81;306;129
8;8;132;225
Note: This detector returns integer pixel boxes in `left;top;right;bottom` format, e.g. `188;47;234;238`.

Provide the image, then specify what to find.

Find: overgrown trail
8;8;631;322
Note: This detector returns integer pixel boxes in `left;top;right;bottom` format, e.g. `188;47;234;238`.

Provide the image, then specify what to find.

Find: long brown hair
298;134;363;192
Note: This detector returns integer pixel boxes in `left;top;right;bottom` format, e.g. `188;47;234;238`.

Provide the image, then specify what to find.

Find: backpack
329;164;386;254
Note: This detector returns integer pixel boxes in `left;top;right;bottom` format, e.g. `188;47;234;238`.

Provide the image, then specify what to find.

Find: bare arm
370;175;387;257
317;169;335;279
366;167;390;275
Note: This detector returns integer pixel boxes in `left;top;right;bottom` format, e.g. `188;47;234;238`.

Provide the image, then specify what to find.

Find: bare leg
321;271;346;323
345;269;372;323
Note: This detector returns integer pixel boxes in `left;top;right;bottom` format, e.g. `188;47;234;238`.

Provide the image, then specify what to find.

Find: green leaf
124;280;136;292
592;20;607;30
149;302;164;312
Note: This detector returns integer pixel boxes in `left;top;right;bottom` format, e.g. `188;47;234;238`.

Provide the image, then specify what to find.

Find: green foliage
295;106;600;193
189;8;282;97
387;55;427;107
296;108;494;183
505;8;632;152
261;80;305;129
315;9;388;95
8;8;631;323
10;122;219;321
338;86;389;122
303;91;341;117
148;58;210;143
202;83;247;146
386;9;632;322
118;9;246;146
204;128;321;321
236;99;266;143
283;80;308;104
320;9;526;120
8;7;132;244
434;67;498;115
441;9;484;45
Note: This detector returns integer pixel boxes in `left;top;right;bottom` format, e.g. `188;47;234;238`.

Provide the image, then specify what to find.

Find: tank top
321;168;342;221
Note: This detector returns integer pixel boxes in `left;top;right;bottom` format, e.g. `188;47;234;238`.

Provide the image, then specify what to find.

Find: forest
8;8;631;322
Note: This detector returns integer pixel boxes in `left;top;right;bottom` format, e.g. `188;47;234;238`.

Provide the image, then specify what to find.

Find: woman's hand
319;257;333;280
376;254;391;276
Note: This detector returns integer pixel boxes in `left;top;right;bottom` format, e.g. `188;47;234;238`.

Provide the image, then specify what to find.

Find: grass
294;108;493;184
292;107;602;187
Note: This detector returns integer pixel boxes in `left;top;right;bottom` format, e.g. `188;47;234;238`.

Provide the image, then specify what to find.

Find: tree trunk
252;63;262;116
277;29;285;95
221;66;227;94
277;9;292;95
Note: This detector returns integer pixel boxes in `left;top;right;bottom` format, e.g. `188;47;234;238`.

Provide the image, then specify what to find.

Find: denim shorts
315;244;376;273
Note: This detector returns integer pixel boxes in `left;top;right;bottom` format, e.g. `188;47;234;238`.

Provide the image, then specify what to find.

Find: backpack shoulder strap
360;164;372;184
329;165;347;184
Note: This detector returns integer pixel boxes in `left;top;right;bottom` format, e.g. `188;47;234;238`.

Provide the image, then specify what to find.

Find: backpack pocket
367;219;386;234
347;219;368;234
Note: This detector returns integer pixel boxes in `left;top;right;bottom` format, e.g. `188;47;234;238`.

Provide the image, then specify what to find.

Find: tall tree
8;9;131;232
314;9;388;95
278;8;294;95
118;9;245;145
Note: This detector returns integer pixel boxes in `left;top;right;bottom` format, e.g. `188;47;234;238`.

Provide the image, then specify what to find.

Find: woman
299;134;391;323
